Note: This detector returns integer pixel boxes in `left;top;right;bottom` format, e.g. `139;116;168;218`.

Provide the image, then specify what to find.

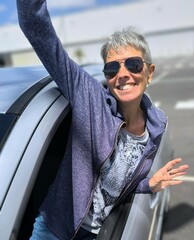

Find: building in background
0;0;194;67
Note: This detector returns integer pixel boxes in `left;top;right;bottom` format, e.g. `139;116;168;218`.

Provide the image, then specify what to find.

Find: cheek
139;71;150;84
107;78;115;89
144;69;151;79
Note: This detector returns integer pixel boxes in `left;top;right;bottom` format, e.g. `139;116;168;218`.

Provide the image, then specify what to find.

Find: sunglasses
103;56;150;80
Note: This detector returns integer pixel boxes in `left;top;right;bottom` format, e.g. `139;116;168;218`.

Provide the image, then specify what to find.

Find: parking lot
147;55;194;240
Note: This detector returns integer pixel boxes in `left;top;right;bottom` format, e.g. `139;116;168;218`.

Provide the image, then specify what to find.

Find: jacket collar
141;93;167;141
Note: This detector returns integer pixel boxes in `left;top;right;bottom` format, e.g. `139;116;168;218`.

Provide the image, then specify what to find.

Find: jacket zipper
71;121;125;239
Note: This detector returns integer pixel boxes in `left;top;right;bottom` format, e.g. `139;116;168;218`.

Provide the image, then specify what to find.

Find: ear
147;64;155;85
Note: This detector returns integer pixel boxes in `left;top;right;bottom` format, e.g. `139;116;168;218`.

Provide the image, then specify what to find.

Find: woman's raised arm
16;0;86;103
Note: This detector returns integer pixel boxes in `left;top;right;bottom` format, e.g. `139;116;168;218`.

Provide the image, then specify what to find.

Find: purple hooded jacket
17;1;167;239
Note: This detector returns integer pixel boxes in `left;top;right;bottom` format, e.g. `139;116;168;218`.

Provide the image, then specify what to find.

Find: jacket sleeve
16;0;91;106
134;177;154;194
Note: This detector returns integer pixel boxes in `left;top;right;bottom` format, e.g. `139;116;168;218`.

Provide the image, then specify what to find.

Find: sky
0;0;142;26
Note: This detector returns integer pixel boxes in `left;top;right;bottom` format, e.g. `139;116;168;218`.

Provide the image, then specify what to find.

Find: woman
16;1;189;239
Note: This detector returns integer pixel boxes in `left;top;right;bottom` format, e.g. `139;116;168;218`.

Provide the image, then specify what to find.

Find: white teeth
118;84;135;90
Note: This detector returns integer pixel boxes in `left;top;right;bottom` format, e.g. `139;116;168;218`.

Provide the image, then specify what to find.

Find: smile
116;83;136;90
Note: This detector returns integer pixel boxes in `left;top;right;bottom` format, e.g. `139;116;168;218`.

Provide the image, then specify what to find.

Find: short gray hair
101;26;152;64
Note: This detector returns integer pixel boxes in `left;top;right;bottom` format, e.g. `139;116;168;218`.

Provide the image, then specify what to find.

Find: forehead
106;46;143;63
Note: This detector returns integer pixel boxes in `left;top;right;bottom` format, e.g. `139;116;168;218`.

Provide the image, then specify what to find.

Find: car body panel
0;65;48;113
0;96;70;240
0;83;61;207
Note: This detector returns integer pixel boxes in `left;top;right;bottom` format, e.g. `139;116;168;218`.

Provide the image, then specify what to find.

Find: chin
117;94;143;104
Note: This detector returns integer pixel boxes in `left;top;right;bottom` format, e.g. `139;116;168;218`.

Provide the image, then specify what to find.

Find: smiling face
106;46;155;106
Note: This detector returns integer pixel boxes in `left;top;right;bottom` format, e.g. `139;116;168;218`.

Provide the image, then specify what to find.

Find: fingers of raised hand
165;158;182;171
167;164;189;179
150;159;189;192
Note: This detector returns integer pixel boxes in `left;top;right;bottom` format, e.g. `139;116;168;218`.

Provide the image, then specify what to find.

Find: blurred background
0;0;194;66
0;0;194;239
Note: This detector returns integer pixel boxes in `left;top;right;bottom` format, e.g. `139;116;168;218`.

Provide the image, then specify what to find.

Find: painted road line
175;62;184;69
175;99;194;110
189;62;194;68
153;72;168;84
174;175;194;182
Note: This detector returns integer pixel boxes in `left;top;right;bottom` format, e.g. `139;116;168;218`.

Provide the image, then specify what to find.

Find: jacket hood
141;93;167;141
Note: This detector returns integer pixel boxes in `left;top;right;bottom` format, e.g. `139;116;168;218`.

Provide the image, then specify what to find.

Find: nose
117;61;130;78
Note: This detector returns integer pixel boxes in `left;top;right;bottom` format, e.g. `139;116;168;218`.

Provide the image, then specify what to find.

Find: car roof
0;63;106;114
0;65;49;114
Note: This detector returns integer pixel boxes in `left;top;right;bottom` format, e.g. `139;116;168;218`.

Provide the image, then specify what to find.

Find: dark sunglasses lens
125;57;144;73
103;61;120;79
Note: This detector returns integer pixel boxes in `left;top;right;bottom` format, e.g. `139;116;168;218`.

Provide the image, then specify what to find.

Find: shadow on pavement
162;203;194;232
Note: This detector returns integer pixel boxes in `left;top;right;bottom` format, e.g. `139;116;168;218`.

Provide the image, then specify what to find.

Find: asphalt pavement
147;55;194;240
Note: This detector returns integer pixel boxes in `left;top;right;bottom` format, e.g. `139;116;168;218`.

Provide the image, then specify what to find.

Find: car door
0;73;71;240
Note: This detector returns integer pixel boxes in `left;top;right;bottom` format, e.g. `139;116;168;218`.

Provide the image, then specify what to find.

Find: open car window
18;109;72;239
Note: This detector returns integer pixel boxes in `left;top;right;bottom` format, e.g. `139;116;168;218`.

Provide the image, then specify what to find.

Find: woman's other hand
149;158;189;193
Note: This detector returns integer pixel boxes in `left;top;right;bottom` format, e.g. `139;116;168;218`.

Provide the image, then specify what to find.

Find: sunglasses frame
103;56;151;80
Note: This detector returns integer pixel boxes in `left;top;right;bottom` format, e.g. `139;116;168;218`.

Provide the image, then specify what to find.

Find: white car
0;64;172;240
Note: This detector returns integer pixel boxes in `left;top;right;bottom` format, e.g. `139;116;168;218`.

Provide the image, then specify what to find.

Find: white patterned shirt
82;127;149;234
